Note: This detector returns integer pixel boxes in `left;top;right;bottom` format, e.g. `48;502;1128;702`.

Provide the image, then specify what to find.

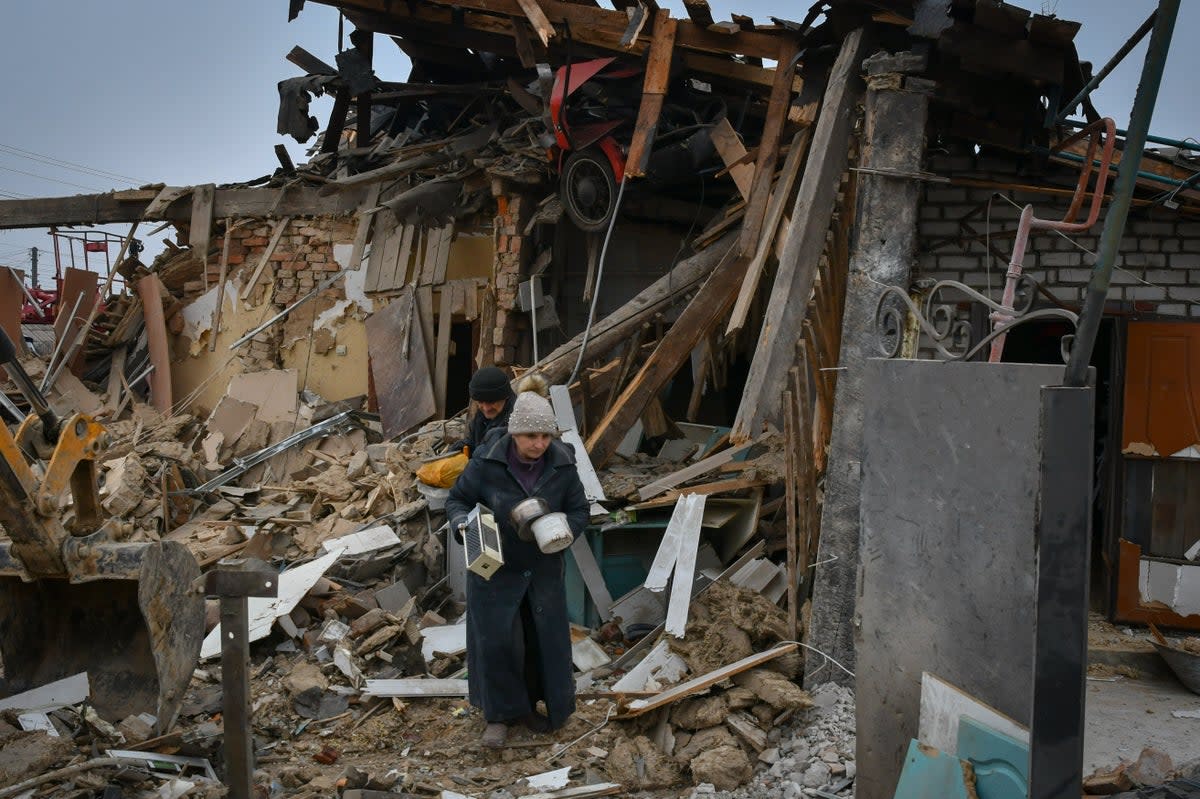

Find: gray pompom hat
506;391;559;435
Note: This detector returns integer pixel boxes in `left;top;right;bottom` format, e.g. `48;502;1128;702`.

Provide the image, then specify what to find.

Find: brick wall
915;153;1200;320
491;193;527;366
220;217;357;371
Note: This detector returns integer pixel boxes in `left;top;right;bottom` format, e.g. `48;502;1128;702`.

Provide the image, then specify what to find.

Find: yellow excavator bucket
0;328;203;733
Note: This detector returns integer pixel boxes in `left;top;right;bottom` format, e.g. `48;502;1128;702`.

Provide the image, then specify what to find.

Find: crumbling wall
915;153;1200;317
491;193;528;366
173;217;370;414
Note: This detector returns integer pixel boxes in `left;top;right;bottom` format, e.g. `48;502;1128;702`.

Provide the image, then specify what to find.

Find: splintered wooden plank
709;117;754;200
726;127;810;337
433;285;454;418
189;183;215;287
416;285;436;377
585;245;746;469
733;28;869;441
644;493;705;591
347;184;381;275
619;643;798;717
380;221;410;292
366;287;437;439
683;0;714;27
636;442;752;501
665;494;706;637
549;384;608;503
516;0;556;46
736;37;800;258
363;678;467;697
142;186;189;218
624;11;677;178
431;223;454;285
364;213;395;293
394;223;416;286
610;540;764;671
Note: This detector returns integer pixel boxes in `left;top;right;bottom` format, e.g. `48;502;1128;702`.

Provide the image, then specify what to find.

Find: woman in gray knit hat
445;374;590;748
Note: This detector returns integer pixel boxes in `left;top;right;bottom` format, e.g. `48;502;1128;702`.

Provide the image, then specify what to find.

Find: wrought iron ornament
874;276;1079;362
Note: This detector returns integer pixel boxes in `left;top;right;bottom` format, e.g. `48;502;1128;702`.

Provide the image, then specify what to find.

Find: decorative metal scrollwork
874;276;1079;363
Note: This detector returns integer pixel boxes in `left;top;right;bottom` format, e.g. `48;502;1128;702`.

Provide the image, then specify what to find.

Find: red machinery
19;229;132;325
548;57;725;231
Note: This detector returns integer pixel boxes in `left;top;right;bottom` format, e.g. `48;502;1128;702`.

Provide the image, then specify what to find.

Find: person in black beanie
450;366;516;457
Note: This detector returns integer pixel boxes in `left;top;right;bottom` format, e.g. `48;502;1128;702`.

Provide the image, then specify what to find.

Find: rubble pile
2;332;825;799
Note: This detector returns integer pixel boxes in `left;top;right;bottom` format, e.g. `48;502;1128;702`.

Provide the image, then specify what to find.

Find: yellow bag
416;449;469;488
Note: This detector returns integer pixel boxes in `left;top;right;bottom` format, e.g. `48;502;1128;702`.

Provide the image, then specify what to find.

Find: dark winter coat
445;433;589;729
449;389;516;458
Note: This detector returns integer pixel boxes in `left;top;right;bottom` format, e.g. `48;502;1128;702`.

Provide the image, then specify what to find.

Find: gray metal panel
856;359;1064;799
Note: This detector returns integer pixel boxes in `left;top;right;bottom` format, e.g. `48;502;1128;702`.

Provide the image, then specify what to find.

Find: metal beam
1065;0;1180;386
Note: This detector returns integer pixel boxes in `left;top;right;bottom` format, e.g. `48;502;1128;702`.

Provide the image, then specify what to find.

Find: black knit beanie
469;367;510;402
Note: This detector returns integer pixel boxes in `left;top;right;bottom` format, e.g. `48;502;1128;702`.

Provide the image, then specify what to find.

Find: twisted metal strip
875;279;1079;362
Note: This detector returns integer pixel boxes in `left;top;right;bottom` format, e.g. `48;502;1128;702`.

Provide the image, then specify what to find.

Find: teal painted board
892;740;973;799
956;717;1028;799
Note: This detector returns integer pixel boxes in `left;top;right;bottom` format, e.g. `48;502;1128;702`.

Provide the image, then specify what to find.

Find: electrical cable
0;164;108;193
992;191;1200;306
566;176;628;386
0;142;144;185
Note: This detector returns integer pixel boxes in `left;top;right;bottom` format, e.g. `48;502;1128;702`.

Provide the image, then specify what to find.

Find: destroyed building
2;0;1200;797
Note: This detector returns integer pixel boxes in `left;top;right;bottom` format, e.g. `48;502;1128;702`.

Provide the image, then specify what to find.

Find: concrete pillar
804;50;934;687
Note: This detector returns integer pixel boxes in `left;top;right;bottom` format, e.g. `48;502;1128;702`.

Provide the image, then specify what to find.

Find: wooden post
624;11;678;178
783;388;799;640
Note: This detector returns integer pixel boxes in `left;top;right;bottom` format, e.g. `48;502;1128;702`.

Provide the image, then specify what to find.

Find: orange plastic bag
416;449;469;488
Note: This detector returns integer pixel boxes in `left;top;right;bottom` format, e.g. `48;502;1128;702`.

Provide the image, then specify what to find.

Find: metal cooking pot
530;512;573;554
510;497;550;542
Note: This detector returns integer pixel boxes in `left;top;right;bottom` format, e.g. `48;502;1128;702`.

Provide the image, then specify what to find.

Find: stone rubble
691;682;857;799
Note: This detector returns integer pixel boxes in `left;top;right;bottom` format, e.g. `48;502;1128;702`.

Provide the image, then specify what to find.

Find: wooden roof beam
0;188;368;230
312;0;787;59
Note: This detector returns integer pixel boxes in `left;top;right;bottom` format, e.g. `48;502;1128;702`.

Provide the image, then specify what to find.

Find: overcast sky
1;0;1196;285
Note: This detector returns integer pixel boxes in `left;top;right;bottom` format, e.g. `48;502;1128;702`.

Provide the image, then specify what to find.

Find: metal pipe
989;119;1116;362
1047;149;1195;189
39;293;85;393
1061;119;1200;152
1055;9;1157;124
1065;0;1180;387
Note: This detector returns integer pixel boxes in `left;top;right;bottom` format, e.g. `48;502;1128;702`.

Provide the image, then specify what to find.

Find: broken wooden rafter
683;52;804;94
286;45;337;75
0;188;367;230
584;243;748;469
682;0;713;27
726;127;811;338
624;10;678;178
736;38;800;258
709;117;754;200
628;476;768;510
318;0;787;60
535;235;734;384
515;0;556;47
